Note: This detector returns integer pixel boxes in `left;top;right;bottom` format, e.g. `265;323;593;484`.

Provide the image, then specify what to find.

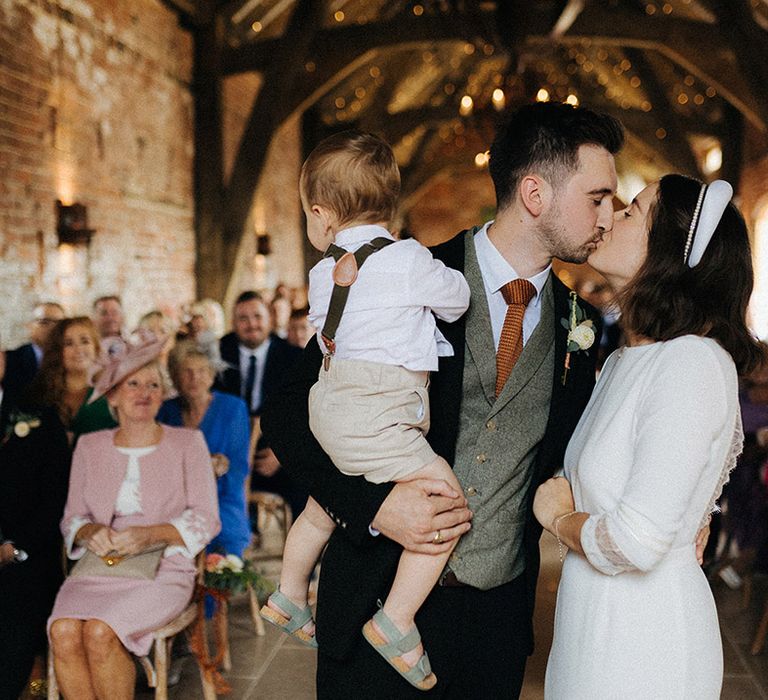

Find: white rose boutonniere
4;411;42;443
568;321;595;352
561;291;595;385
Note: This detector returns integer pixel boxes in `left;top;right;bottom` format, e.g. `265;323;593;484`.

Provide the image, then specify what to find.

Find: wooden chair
248;490;293;558
48;553;216;700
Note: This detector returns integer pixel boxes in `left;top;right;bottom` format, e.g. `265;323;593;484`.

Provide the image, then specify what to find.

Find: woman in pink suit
48;337;220;700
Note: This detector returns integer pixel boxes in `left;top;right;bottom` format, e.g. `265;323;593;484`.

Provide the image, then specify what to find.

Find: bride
534;174;765;698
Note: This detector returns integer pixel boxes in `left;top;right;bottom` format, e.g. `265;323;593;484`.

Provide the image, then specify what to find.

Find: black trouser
0;561;61;700
317;574;529;699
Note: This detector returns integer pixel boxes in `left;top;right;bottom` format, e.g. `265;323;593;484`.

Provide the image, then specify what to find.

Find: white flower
14;421;30;438
568;323;595;351
225;554;244;572
215;557;230;572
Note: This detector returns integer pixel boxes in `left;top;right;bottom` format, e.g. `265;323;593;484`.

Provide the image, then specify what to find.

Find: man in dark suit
1;302;65;427
218;290;304;519
262;103;622;698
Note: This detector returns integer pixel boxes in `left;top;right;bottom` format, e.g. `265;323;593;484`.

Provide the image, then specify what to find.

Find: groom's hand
371;479;472;553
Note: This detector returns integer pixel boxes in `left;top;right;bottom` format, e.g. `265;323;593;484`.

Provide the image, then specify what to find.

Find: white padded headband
684;180;733;268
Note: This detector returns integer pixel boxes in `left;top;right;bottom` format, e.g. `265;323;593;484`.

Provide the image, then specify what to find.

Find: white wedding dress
546;335;742;699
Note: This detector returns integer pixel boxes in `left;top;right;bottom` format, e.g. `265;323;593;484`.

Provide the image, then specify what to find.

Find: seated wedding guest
286;307;314;349
158;341;251;560
136;310;177;365
0;316;104;699
181;301;226;368
92;295;126;359
716;356;768;581
218;291;304;522
48;338;220;700
271;293;293;340
1;301;65;428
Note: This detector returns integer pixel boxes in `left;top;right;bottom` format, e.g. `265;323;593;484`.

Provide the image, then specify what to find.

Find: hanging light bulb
492;88;505;111
459;95;474;116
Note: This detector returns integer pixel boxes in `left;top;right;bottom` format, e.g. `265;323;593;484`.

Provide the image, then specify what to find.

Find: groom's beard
538;203;602;264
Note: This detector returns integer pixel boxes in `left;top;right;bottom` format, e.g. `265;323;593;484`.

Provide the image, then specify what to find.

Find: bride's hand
533;477;576;535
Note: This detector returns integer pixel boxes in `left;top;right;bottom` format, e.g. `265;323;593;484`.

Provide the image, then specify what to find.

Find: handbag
70;546;164;580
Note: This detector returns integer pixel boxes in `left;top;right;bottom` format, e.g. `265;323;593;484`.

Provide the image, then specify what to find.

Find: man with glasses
1;302;65;428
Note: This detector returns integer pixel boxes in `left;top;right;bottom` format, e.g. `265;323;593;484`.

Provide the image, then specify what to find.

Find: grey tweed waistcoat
449;231;555;589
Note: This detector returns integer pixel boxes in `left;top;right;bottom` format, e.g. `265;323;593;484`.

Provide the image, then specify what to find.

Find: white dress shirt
238;338;271;413
308;225;470;371
473;222;551;350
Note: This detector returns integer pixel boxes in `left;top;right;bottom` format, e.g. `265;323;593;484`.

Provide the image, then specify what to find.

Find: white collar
474;221;551;304
238;336;271;362
334;224;395;249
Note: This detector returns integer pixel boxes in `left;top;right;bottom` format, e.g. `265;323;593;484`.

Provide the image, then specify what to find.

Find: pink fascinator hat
88;333;168;403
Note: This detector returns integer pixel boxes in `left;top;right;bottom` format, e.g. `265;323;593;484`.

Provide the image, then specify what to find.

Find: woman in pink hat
47;338;220;699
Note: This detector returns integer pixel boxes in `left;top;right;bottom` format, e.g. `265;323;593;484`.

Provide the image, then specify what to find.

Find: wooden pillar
192;16;226;301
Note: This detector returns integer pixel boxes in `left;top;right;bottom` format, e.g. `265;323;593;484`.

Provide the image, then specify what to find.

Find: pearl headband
684;179;733;268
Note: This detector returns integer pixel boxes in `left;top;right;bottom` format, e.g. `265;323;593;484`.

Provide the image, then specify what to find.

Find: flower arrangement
561;292;596;385
203;553;274;599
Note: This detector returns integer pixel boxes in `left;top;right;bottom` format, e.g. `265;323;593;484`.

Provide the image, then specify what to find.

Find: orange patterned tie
495;279;536;396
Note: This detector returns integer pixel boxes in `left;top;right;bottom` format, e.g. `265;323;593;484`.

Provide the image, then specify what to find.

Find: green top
70;388;117;438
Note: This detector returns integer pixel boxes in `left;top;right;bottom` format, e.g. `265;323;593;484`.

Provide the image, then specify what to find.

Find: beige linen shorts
308;358;438;484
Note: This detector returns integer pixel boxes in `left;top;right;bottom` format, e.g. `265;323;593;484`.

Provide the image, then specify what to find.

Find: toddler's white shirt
308;225;470;371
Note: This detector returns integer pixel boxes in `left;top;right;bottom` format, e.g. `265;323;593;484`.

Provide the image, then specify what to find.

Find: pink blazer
61;426;220;557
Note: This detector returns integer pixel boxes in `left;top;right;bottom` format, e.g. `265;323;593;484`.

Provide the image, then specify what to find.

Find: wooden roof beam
220;0;324;264
529;3;767;130
222;6;495;75
707;0;768;129
623;48;703;178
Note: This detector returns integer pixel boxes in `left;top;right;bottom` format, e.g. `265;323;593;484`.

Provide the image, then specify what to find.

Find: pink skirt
48;553;195;656
48;515;196;660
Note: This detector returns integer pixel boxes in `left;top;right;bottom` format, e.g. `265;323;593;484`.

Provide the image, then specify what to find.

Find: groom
262;102;623;698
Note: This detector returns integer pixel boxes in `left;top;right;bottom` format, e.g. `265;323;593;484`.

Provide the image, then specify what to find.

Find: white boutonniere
561;292;595;385
4;411;42;442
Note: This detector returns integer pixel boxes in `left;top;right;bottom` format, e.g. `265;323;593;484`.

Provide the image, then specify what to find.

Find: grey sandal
259;588;318;648
362;608;437;691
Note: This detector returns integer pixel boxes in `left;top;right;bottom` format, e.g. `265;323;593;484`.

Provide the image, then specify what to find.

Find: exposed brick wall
0;0;194;346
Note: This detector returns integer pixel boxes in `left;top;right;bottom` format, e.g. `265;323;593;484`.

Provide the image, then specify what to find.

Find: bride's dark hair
619;174;765;374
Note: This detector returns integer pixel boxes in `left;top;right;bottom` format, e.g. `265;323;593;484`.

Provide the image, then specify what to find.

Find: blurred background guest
180;300;225;372
286;307;314;349
0;317;100;699
135;310;177;364
26;318;114;439
92;295;126;361
217;290;305;527
159;341;251;560
0;301;65;429
712;353;768;580
48;340;219;699
270;292;293;340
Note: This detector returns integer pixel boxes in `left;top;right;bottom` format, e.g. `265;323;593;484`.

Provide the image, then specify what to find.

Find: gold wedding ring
433;530;444;544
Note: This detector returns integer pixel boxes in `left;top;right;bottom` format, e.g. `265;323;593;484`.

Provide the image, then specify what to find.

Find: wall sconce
56;200;95;245
256;233;271;256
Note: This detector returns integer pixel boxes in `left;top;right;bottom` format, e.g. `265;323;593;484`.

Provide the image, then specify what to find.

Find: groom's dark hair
489;102;624;211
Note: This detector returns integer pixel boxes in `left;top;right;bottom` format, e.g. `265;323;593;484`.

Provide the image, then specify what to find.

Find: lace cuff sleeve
581;515;637;576
64;516;92;560
168;509;213;559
